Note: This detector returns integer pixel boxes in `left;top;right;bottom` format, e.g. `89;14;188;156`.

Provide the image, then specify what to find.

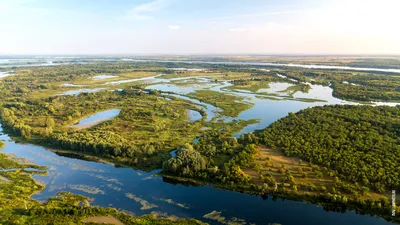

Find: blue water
187;109;202;122
147;79;361;137
61;88;106;96
71;109;121;128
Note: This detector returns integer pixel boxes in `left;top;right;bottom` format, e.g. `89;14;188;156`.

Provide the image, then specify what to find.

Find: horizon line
1;53;400;57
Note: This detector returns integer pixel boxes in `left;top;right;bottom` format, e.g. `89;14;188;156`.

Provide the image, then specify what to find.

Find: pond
92;75;119;80
71;109;121;129
61;88;106;96
187;109;202;122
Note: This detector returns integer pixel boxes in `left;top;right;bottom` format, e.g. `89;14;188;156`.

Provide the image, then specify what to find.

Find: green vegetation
2;61;400;223
163;144;207;177
203;210;247;225
162;105;400;223
172;55;400;69
246;105;400;222
117;213;204;225
149;55;398;68
0;144;47;217
228;79;271;92
279;70;400;102
255;95;282;101
227;76;323;103
278;83;311;97
0;89;199;170
162;129;255;186
187;90;253;117
257;105;400;192
332;80;400;102
291;97;327;103
0;88;253;170
0;63;258;170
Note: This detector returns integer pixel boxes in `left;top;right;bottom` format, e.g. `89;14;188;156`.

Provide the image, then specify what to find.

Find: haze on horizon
1;0;399;55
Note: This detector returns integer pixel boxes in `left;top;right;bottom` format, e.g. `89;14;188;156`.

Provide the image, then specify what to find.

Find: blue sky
0;0;399;55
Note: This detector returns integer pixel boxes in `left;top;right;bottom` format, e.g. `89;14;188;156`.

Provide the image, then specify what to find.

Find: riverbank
161;172;399;225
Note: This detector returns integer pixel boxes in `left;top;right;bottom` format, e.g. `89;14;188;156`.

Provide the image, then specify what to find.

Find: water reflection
187;109;202;122
257;82;295;95
71;109;121;129
92;75;119;80
61;88;106;96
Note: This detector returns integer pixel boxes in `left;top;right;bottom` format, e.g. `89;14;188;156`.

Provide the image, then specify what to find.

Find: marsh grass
187;90;253;117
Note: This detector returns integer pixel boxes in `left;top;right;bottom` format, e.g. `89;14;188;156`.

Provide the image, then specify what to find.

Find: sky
0;0;399;55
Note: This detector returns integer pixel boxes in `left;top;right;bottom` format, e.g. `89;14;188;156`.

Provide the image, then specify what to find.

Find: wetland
0;58;399;224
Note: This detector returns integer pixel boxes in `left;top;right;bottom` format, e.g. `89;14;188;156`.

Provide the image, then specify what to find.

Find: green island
0;60;399;224
277;83;311;97
187;90;253;117
227;79;272;93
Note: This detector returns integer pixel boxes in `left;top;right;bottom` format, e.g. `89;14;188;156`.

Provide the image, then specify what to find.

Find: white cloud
210;9;311;21
124;0;169;20
168;25;180;30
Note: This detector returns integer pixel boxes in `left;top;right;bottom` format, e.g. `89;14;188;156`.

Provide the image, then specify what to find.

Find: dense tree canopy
163;144;207;177
256;105;400;192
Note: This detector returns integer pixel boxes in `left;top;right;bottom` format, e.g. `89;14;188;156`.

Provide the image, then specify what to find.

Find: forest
256;105;400;193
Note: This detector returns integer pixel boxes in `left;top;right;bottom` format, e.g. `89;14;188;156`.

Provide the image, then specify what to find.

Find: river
0;74;397;224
